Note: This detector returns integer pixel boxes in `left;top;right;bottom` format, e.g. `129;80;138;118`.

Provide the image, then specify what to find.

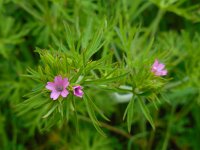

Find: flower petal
151;59;167;76
73;86;84;98
61;89;69;97
157;63;165;71
63;78;69;88
73;85;80;90
151;67;156;73
46;82;55;91
77;91;83;98
153;59;159;67
54;75;63;84
50;91;60;100
161;70;168;76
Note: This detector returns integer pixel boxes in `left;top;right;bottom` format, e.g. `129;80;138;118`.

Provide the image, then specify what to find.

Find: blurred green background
0;0;200;150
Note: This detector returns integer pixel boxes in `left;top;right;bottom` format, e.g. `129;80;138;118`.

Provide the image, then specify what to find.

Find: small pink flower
46;75;69;100
151;59;167;76
73;85;84;98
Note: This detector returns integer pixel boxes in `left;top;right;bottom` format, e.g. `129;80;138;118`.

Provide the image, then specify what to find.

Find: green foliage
0;0;200;149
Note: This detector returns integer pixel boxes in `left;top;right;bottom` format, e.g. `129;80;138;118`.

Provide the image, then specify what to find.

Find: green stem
175;100;195;121
148;110;159;150
161;106;175;150
78;115;132;139
150;9;165;36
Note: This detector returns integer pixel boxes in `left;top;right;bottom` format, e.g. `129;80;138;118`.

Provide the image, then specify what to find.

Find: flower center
75;88;79;93
56;85;63;92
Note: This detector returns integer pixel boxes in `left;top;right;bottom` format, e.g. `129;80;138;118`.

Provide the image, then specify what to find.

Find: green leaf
63;22;76;52
123;96;135;132
85;92;110;121
42;103;58;118
83;93;106;136
16;92;46;116
84;23;104;61
72;96;79;133
81;17;93;49
138;96;155;130
63;96;72;121
70;65;84;83
84;72;129;84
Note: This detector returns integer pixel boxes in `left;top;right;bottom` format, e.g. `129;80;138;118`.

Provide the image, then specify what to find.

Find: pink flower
151;59;167;76
73;85;84;98
46;75;69;100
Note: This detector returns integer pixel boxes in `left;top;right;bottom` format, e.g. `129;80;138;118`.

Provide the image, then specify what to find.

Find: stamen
56;86;63;92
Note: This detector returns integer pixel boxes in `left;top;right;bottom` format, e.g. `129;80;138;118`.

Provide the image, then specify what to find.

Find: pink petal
54;75;63;84
153;59;159;67
73;86;84;98
73;85;80;89
151;59;168;76
46;82;55;91
151;67;156;73
155;70;167;76
61;89;69;97
50;91;60;100
157;63;165;71
77;91;83;98
161;70;168;76
63;78;69;88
